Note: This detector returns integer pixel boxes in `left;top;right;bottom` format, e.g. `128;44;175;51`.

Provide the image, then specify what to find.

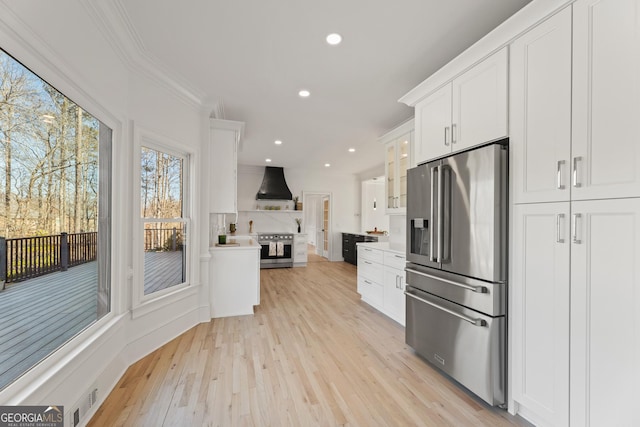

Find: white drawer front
357;275;383;308
358;246;383;263
358;257;383;281
384;251;406;270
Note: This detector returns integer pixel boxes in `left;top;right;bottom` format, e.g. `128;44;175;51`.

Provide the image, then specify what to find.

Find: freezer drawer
405;285;505;406
405;263;505;316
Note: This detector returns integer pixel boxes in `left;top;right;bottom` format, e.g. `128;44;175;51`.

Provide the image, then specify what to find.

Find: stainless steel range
257;232;293;269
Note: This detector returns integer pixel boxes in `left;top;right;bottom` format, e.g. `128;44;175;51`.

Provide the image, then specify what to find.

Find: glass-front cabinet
381;119;413;215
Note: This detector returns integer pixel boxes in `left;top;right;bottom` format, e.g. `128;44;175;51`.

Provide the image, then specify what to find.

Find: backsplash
388;215;406;249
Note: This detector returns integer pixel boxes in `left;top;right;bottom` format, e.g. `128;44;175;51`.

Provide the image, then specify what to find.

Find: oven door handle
405;267;487;293
405;290;486;327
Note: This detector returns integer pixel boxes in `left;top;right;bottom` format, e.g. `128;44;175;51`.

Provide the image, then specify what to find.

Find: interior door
322;197;330;258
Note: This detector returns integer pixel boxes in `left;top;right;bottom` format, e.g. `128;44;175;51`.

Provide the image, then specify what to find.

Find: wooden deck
144;251;184;295
0;251;185;390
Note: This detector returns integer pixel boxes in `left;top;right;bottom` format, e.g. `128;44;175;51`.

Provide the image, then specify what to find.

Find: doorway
302;191;332;261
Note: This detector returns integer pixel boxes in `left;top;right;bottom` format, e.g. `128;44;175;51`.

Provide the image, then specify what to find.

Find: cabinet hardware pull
394;255;404;259
405;290;486;327
398;276;403;290
395;275;400;289
364;280;372;285
572;156;582;188
451;123;456;144
556;214;565;243
364;261;372;265
557;160;566;189
405;267;487;293
444;127;450;146
572;213;582;244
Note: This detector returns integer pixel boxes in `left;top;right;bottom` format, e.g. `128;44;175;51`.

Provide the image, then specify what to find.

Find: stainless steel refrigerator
405;141;508;406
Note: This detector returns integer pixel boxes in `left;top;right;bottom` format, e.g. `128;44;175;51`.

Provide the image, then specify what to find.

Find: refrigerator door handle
405;290;486;327
430;165;438;262
405;267;488;293
437;165;444;263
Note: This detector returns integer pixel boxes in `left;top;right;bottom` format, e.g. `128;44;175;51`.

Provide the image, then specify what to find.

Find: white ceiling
121;0;530;174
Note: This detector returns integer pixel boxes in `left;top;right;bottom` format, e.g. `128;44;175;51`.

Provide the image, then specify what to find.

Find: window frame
132;125;195;313
0;44;119;395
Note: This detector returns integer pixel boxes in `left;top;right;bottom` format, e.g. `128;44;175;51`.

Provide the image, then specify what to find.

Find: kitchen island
209;236;260;318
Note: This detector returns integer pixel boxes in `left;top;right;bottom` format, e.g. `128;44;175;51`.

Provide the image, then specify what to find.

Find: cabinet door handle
364;280;372;285
395;275;400;289
398;276;404;290
556;213;565;243
557;160;566;190
364;261;372;265
572;213;582;244
572;156;582;188
451;123;456;144
394;254;405;259
444;127;450;146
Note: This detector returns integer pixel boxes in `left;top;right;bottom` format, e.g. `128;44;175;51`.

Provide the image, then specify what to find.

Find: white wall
236;165;360;261
0;2;206;424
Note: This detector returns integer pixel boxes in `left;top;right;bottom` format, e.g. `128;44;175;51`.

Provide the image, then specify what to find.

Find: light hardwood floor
89;258;530;427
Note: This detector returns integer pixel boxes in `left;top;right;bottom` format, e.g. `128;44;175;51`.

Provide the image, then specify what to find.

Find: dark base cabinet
342;233;378;265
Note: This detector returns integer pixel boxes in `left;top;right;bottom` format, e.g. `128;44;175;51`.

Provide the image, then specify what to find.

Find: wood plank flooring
89;259;531;427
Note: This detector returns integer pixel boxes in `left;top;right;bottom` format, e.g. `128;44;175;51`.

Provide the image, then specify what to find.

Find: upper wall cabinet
379;119;413;215
512;0;640;204
571;0;640;201
209;119;244;213
414;47;508;165
511;7;572;204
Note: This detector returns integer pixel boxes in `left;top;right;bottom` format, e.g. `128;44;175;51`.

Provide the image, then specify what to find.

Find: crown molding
81;0;206;110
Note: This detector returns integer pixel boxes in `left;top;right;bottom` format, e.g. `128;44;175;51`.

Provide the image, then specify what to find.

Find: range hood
256;166;293;200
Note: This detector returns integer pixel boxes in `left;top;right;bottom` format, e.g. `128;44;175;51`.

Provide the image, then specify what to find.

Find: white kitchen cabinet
209;119;244;213
382;251;406;326
569;198;640;427
357;243;406;326
357;246;384;310
512;202;570;427
571;0;640;201
413;47;508;165
380;120;413;214
293;233;307;267
510;7;572;204
414;84;452;163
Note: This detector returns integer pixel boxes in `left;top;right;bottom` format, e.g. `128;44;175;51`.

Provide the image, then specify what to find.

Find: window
140;146;188;295
0;48;111;390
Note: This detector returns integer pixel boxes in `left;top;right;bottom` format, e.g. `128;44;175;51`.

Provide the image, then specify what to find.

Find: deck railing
0;232;98;285
1;228;181;288
144;227;183;252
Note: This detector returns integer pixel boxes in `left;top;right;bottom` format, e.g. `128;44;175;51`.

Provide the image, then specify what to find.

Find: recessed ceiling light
326;33;342;45
348;148;356;153
266;158;272;163
298;89;310;98
324;163;331;167
274;140;282;145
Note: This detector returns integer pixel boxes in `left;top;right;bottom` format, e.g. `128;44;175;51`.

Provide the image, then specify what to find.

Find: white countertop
356;241;406;256
210;236;260;251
